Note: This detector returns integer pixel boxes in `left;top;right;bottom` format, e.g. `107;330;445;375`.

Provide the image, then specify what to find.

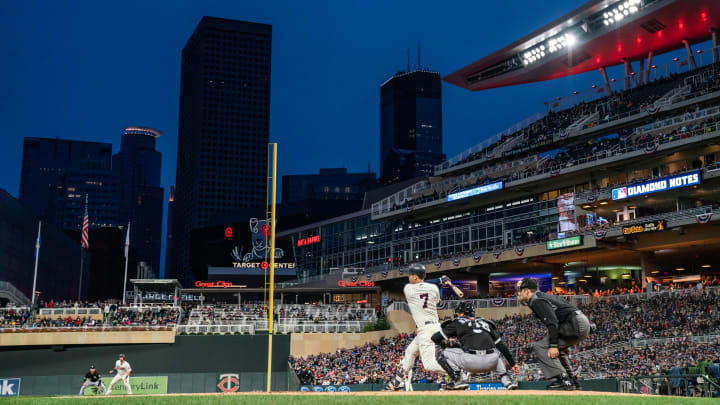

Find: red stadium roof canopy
444;0;720;91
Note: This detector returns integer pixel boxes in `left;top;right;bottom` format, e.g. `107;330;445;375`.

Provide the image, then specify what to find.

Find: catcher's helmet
408;263;426;280
455;301;474;316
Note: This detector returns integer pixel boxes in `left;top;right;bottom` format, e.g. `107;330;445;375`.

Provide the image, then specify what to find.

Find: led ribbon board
447;181;504;202
612;171;700;200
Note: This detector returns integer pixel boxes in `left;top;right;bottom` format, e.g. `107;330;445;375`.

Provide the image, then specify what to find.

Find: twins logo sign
0;378;20;397
217;374;240;393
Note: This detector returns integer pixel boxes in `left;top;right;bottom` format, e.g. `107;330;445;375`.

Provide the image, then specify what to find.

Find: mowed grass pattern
2;394;717;405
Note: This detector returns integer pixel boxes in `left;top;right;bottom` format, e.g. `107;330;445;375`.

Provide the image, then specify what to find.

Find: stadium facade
275;0;720;301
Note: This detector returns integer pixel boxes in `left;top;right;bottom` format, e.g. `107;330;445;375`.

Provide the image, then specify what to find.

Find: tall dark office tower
19;137;120;230
380;70;445;184
112;126;164;274
170;17;272;283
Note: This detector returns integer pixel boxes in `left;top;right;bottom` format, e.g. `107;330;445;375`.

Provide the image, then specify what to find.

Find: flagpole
122;222;131;305
31;221;41;306
78;194;89;302
78;247;85;301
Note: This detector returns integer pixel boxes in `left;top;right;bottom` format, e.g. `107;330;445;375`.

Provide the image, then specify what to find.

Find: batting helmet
408;263;426;280
455;301;474;317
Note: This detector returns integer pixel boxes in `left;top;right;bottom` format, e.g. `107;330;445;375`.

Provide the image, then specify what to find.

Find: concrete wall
290;330;398;357
0;329;175;347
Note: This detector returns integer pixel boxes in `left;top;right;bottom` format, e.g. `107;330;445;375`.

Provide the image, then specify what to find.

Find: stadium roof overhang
444;0;720;91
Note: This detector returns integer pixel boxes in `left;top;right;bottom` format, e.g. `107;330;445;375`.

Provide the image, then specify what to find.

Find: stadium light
521;31;579;66
602;0;641;26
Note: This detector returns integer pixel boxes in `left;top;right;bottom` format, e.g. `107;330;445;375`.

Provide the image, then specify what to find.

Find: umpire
431;302;519;390
516;278;591;390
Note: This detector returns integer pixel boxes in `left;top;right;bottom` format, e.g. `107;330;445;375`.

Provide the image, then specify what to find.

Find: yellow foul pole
266;143;278;392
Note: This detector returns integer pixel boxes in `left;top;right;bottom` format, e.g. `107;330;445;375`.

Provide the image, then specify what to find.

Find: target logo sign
224;227;233;238
261;224;271;237
261;261;269;269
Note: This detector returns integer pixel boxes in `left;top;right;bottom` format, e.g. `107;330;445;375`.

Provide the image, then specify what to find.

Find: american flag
81;194;89;249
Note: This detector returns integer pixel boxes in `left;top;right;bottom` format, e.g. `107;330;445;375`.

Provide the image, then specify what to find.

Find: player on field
431;302;519;390
387;263;450;391
78;365;106;395
106;353;132;395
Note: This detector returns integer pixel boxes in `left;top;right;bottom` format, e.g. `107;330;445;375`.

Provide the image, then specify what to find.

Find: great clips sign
612;171;700;200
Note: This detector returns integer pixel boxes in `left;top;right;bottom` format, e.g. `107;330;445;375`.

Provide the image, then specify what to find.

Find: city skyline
2;0;696;276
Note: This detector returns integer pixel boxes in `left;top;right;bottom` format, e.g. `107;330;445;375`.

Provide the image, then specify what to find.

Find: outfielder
106;353;132;395
431;302;519;390
78;365;106;395
387;264;450;391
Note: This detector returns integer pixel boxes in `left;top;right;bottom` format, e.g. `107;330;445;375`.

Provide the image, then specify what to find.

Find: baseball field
2;391;718;404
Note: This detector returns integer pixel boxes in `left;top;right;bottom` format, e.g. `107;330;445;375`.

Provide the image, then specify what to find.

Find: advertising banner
612;171;701;200
0;378;21;397
447;181;503;202
546;235;583;250
469;382;505;390
102;376;167;395
622;220;665;235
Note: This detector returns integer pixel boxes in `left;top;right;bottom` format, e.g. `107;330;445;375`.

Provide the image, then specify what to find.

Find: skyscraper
380;70;445;184
112;126;164;275
170;17;272;282
19;137;120;230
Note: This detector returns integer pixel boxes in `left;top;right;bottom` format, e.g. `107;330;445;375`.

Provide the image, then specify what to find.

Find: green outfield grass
2;394;717;405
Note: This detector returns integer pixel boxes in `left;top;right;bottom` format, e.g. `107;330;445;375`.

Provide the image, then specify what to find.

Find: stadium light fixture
602;0;641;26
521;31;579;66
675;267;685;271
701;264;711;268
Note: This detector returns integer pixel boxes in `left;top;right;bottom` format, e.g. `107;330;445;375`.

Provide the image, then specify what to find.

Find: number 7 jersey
404;282;441;326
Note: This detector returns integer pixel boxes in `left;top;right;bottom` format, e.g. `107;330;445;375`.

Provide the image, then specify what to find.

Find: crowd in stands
291;287;720;386
105;306;181;326
290;333;442;385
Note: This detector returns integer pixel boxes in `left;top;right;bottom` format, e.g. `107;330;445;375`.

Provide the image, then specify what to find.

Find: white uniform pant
79;380;106;395
401;323;445;375
107;374;132;394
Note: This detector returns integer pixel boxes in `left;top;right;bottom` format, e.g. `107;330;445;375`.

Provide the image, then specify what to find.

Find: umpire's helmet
408;263;426;280
515;277;538;292
455;301;474;317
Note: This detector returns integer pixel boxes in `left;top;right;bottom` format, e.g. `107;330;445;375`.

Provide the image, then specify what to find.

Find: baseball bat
445;280;464;298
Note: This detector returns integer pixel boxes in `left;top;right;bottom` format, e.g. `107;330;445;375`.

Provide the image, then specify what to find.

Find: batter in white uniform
387;264;447;391
106;354;132;395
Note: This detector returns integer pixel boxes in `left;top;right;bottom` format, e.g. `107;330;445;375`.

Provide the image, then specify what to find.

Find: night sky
0;1;696;275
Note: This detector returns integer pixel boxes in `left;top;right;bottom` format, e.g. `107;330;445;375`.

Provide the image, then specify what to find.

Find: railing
0;281;31;306
435;112;545;172
598;286;720;302
38;307;103;316
631;335;720;348
0;325;174;333
385;301;410;314
176;324;254;335
619;374;720;397
636;105;720;135
276;322;366;334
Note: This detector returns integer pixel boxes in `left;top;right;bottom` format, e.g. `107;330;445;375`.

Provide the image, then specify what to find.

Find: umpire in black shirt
516;278;591;390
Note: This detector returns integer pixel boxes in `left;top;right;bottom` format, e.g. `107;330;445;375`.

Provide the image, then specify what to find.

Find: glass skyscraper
380;70;445;184
170;17;272;283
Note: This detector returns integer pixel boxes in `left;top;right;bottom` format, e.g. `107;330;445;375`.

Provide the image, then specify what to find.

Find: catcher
431;302;519;390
